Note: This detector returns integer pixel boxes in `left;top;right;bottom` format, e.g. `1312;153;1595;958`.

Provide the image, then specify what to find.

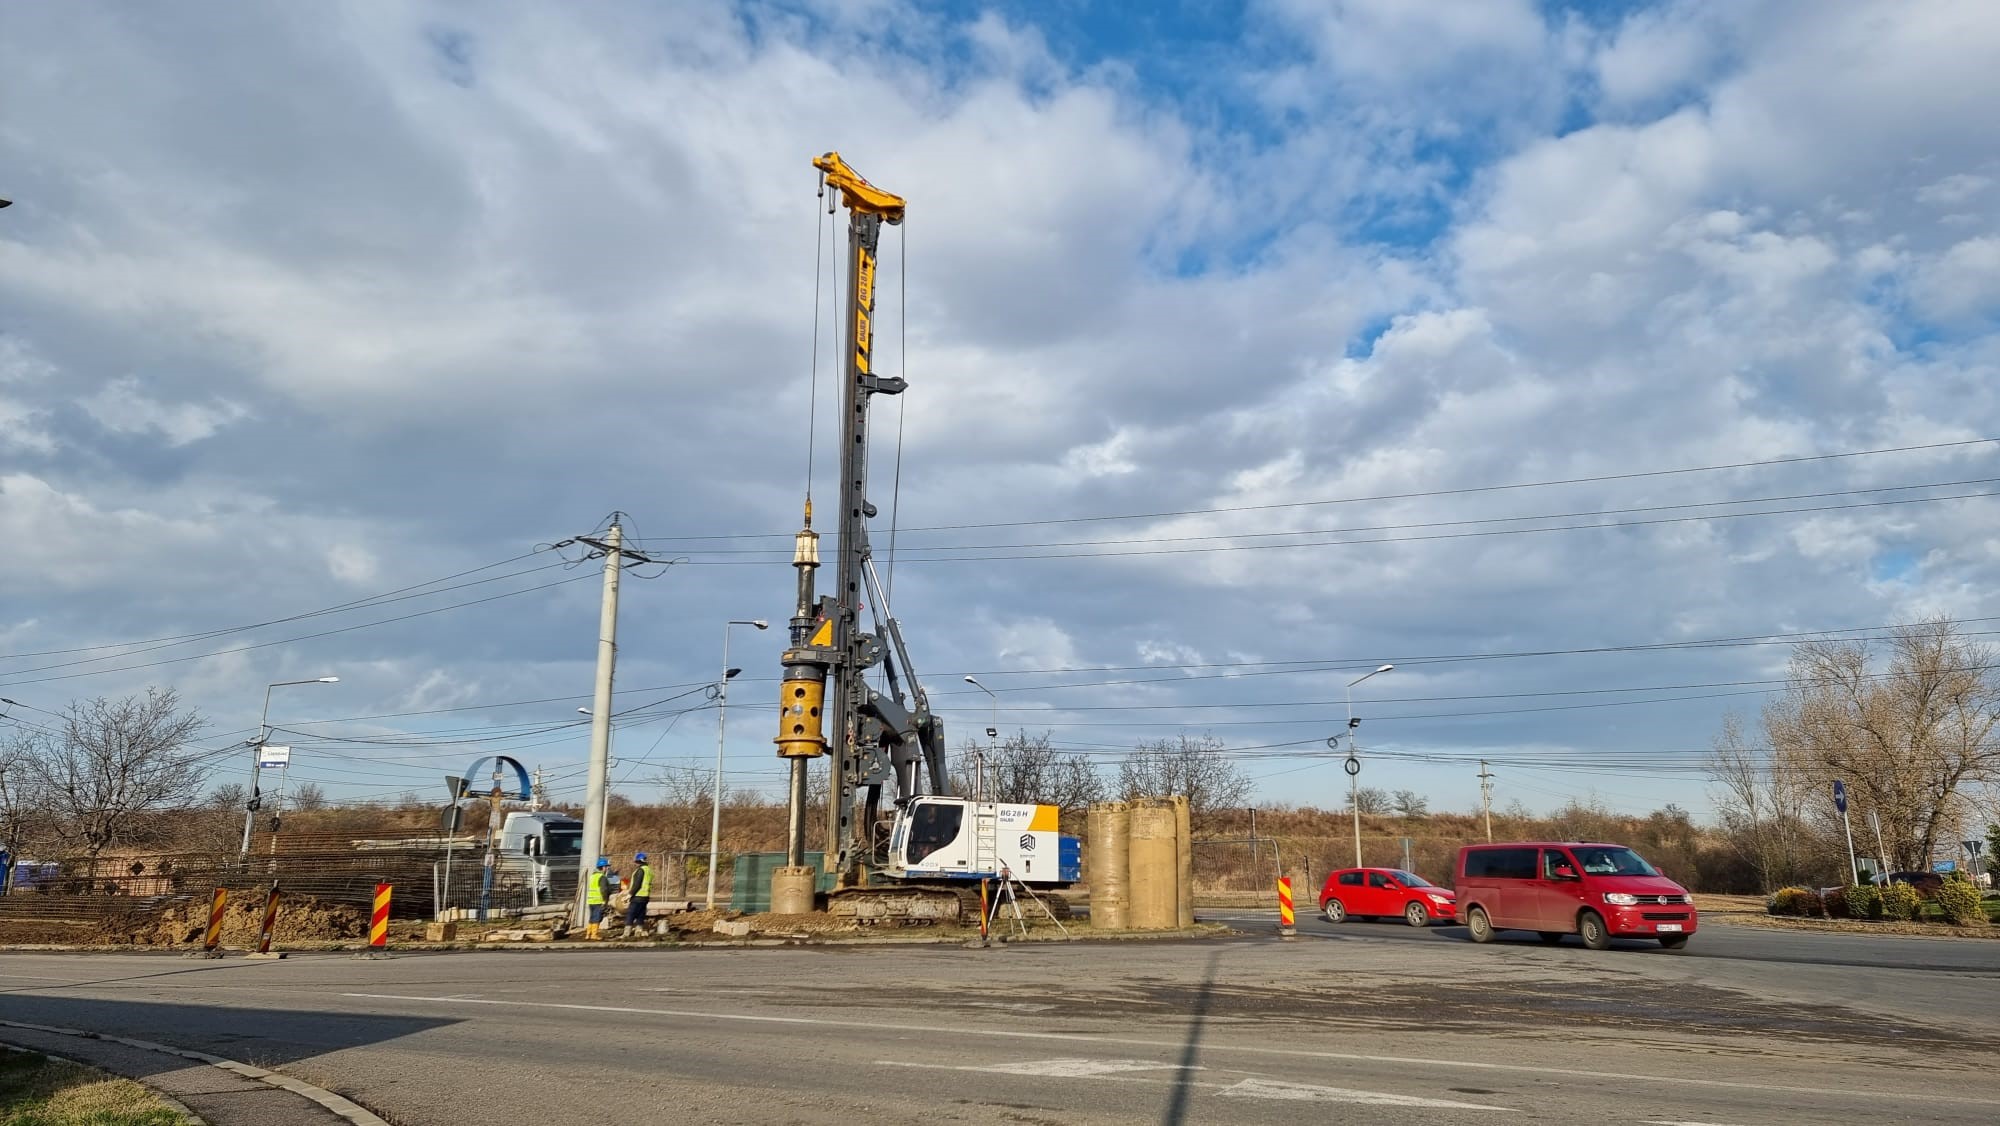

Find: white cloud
82;377;248;446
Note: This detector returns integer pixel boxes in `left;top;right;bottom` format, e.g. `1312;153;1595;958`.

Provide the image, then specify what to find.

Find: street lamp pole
963;676;998;799
239;676;338;857
1345;664;1393;868
707;619;768;909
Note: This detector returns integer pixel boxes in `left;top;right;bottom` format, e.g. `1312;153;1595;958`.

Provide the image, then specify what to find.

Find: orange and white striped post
1277;877;1296;938
202;888;228;953
370;883;391;950
255;883;282;955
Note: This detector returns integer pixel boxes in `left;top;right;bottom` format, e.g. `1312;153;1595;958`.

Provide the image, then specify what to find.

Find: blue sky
3;0;1999;827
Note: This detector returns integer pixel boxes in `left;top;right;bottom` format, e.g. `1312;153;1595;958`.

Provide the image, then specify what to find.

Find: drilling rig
772;153;1079;922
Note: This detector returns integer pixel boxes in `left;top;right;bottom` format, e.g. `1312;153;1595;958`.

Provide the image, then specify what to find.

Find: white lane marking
338;992;1986;1105
876;1059;1511;1112
1217;1077;1509;1110
963;1058;1197;1078
1644;1121;1754;1125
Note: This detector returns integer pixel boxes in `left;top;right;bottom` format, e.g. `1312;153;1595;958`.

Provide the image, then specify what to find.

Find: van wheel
1537;931;1564;944
1466;906;1495;943
1658;934;1689;950
1404;902;1428;928
1322;898;1347;924
1579;910;1612;951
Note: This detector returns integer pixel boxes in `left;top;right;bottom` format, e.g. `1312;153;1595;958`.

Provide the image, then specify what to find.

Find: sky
3;0;1999;824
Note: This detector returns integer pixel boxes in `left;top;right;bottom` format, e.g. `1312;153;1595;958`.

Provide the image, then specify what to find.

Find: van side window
1338;871;1364;887
1464;847;1536;879
1542;850;1575;879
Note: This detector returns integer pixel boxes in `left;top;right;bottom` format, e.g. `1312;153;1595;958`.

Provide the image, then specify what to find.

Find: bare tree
1349;786;1391;815
290;782;329;811
15;689;206;864
205;783;247;811
1117;734;1250;820
1391;789;1429;819
1708;712;1818;889
1761;619;2000;871
951;731;1104;815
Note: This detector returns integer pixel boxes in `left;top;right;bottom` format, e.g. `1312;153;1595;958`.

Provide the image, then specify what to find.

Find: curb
0;1018;388;1126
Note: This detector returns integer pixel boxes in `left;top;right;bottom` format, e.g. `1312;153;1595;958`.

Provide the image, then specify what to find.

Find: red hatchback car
1318;867;1457;927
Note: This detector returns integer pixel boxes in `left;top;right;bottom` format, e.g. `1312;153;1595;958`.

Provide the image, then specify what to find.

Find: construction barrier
256;884;282;955
370;883;391;949
202;888;228;952
1277;877;1295;937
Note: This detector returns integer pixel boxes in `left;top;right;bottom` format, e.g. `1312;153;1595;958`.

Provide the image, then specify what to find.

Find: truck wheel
1579;910;1612;951
1467;906;1495;943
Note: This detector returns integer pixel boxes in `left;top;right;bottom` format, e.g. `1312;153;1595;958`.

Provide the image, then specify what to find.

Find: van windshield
1569;846;1657;877
1390;870;1432;888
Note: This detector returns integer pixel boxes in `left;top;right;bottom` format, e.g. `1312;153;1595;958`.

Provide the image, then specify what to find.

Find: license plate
1656;923;1683;932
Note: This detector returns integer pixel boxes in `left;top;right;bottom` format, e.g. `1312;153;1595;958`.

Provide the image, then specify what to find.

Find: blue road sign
1832;779;1847;814
1932;860;1957;873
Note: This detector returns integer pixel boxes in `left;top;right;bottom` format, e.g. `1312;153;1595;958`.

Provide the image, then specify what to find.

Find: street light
239;676;338;856
707;619;768;909
963;676;999;800
1344;664;1393;868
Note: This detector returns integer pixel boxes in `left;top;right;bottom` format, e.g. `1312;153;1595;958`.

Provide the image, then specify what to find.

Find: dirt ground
83;895;370;948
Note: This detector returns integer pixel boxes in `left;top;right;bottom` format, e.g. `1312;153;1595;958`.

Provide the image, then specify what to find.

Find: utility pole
531;766;546;812
1345;664;1394;868
1478;760;1494;842
708;619;768;909
575;521;632;926
239;677;337;857
1249;807;1258;866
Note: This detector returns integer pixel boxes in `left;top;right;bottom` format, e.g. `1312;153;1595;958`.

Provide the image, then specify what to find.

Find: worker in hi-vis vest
623;852;653;938
585;856;611;940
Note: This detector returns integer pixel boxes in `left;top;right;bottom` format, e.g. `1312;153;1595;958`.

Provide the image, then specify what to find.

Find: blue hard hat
634;852;648;862
595;857;609;868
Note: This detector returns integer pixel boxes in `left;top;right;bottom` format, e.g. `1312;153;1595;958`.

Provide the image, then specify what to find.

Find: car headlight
1603;892;1639;906
1425;893;1451;904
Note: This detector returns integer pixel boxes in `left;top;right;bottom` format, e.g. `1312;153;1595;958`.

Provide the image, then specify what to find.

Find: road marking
875;1059;1511;1111
337;992;1987;1105
1217;1077;1510;1109
962;1058;1197;1078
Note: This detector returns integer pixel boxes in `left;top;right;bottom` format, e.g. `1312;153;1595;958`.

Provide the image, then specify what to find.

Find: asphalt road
1;916;1996;1125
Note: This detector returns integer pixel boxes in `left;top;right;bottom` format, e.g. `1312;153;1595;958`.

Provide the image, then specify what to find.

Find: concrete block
712;919;753;937
426;922;458;942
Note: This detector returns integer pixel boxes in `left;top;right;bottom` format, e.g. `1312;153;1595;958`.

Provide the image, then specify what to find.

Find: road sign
1832;779;1847;813
439;805;464;833
1966;840;1984;858
444;775;468;801
1343;755;1360;777
256;745;291;769
1932;860;1957;873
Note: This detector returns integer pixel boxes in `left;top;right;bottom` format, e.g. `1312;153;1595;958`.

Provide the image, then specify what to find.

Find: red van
1453;841;1696;950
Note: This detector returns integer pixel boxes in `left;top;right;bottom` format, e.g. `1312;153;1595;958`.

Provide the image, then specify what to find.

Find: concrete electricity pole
1478;760;1494;842
575;522;624;925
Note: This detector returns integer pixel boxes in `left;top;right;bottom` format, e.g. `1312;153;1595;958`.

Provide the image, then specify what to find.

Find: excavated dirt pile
89;895;370;947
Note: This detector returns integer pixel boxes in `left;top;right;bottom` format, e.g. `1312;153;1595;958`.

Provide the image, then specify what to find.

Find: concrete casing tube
1088;801;1131;930
1127;799;1179;930
1172;794;1194;929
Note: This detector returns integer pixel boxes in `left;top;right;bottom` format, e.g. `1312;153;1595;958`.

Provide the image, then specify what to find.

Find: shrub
1768;886;1823;916
1934;876;1985;926
1879;882;1921;922
1845;883;1881;920
1822;886;1849;918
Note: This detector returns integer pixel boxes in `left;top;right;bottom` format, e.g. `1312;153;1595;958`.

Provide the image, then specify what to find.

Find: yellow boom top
813;151;906;223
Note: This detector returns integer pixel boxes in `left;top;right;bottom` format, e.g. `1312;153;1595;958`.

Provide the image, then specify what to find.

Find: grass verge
0;1050;188;1126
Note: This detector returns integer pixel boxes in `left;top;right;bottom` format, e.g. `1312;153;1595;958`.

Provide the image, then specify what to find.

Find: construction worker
623;852;653;938
585;856;611;940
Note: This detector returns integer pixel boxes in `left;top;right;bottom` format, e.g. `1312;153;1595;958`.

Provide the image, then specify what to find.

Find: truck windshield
544;828;583;858
1569;846;1657;877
